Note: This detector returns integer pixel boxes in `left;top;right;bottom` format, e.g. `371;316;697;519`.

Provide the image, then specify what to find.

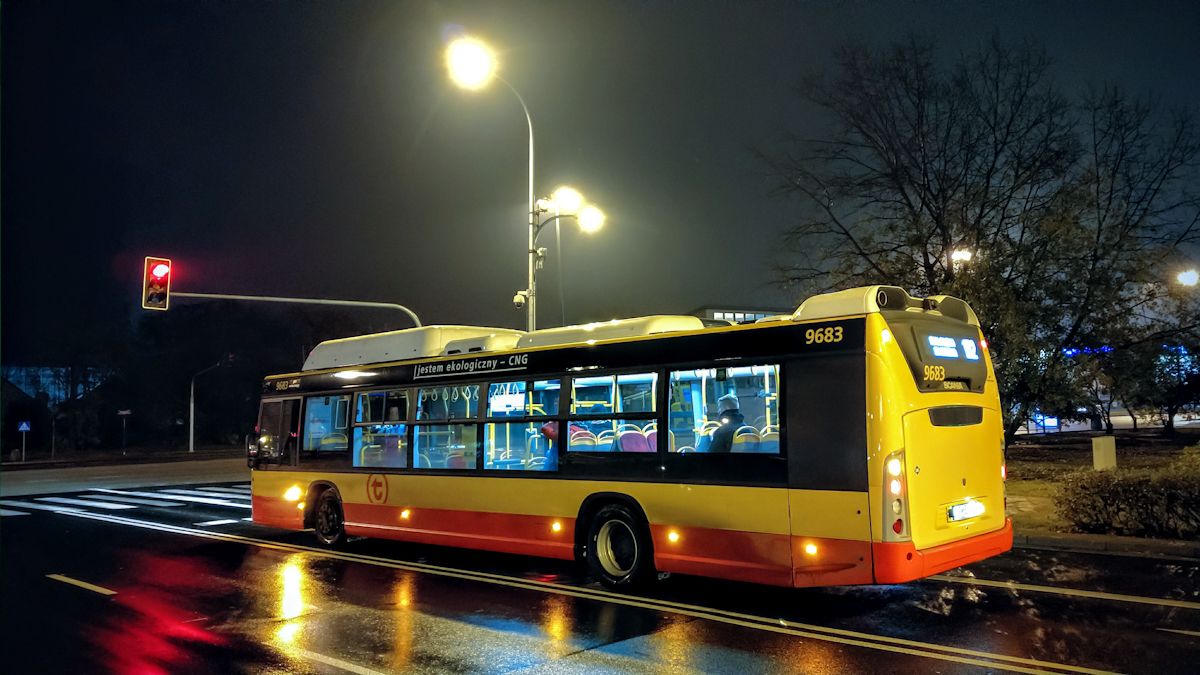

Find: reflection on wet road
3;482;1198;674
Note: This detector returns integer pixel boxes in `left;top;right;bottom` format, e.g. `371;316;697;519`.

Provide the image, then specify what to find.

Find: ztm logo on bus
367;474;389;504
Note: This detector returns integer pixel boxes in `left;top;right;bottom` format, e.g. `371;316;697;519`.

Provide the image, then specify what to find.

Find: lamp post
189;359;224;454
446;37;540;330
535;187;605;326
446;38;605;331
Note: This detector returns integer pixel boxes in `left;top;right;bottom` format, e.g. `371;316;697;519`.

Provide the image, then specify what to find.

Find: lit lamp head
551;186;584;215
446;37;495;90
578;205;605;233
1178;269;1199;287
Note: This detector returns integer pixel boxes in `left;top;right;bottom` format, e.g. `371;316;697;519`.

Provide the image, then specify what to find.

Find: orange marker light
400;509;410;519
804;544;817;555
297;502;305;510
668;531;680;542
980;339;988;350
889;479;902;495
551;521;562;532
1001;464;1007;480
284;486;302;501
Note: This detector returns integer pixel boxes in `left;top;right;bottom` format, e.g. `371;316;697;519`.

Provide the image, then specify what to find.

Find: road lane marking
72;495;186;507
37;497;137;510
0;509;30;517
929;574;1200;610
0;500;84;513
193;487;253;495
159;489;251;501
196;519;240;526
46;574;116;596
1157;628;1200;637
60;510;1121;675
90;488;251;509
289;648;389;675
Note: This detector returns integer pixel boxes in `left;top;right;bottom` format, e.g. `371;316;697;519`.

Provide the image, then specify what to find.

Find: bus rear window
882;312;988;393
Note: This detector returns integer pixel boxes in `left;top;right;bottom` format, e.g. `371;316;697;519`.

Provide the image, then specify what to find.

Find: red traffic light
142;257;172;311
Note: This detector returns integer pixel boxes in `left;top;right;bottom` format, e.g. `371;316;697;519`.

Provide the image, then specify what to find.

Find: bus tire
313;489;346;548
586;504;655;589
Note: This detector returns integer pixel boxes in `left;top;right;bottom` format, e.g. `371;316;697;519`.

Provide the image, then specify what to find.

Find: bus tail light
882;450;910;543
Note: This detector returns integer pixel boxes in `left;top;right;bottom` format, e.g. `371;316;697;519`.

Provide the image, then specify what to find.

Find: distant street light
1178;269;1199;286
951;250;973;262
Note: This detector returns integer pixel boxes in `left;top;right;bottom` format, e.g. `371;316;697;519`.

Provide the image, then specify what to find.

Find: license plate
948;500;985;522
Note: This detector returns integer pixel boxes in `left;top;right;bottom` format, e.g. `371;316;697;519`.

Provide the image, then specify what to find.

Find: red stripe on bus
649;524;794;587
790;536;875;587
872;518;1012;584
252;495;304;529
342;502;577;561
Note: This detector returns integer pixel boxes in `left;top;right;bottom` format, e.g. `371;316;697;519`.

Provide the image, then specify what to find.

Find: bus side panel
787;490;875;587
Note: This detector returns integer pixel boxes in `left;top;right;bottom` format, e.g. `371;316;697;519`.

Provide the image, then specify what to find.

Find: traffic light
142;257;172;310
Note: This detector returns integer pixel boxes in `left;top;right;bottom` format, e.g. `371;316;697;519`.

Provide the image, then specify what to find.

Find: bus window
571;376;614;415
567;419;659;453
616;372;657;413
569;372;658;453
414;424;478;470
487;381;528;418
668;365;780;453
485;421;556;471
354;390;408;469
417;385;479;421
529;379;560;416
303;395;351;452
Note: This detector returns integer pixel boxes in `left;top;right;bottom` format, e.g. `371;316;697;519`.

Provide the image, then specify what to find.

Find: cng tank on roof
302;326;521;371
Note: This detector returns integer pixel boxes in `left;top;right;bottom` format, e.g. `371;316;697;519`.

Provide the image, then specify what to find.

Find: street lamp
1177;269;1199;286
446;35;541;330
951;250;973;262
537;187;605;326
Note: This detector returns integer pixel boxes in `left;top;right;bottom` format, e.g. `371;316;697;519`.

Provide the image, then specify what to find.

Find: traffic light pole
172;292;421;327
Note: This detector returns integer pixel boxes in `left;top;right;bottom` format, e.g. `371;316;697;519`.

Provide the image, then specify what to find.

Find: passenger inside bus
708;393;744;453
667;365;781;453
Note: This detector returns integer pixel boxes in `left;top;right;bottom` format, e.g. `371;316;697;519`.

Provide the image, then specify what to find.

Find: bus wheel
313;490;345;548
586;504;654;589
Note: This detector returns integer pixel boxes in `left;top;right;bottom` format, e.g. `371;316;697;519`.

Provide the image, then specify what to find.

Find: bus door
253;398;301;469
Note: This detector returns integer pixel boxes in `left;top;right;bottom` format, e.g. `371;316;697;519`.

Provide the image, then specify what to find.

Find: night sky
4;0;1198;364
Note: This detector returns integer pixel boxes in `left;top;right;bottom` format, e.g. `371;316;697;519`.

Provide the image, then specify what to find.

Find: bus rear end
865;290;1011;583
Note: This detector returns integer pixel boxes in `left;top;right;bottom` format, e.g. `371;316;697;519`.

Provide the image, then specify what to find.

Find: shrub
1056;446;1200;539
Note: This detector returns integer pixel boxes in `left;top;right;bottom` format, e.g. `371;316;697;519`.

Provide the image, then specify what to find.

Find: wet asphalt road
2;482;1198;675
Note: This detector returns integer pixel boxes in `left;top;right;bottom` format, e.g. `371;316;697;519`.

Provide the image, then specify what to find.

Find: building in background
689;306;794;324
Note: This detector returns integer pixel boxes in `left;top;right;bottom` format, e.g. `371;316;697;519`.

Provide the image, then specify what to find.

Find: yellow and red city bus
248;286;1011;589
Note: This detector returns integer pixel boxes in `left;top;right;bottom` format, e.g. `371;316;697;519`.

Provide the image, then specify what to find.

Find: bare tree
769;36;1200;439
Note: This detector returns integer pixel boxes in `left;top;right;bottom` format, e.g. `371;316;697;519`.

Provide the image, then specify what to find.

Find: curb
0;450;245;472
1013;532;1200;559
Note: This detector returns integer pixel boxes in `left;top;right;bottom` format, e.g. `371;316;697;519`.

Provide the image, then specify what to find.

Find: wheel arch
302;480;342;530
574;491;653;561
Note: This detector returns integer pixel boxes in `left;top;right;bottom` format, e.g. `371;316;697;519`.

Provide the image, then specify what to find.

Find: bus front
865;288;1011;583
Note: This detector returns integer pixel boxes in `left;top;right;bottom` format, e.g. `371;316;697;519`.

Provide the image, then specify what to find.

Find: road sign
17;421;30;432
117;410;132;416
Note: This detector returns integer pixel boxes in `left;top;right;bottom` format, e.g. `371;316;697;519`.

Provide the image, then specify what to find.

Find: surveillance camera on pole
513;291;528;309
